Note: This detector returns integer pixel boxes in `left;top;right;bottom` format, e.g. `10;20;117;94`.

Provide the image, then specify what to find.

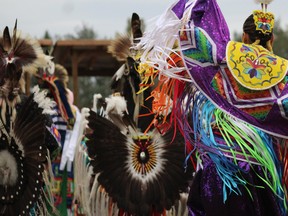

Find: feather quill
254;0;274;4
3;27;11;52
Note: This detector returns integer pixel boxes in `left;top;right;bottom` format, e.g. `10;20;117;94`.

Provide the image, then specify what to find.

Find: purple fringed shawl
172;0;288;138
187;161;283;216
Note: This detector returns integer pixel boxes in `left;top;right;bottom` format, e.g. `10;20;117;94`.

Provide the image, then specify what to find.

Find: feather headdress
107;12;143;62
0;21;46;102
36;55;55;78
0;21;46;75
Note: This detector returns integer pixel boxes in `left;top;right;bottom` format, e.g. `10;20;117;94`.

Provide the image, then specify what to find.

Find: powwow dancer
35;62;76;216
0;21;60;215
73;13;192;216
137;0;287;215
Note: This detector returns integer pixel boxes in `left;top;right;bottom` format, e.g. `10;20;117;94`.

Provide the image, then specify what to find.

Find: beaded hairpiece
253;0;275;34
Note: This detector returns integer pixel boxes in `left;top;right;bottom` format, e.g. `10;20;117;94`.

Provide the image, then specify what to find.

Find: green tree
43;30;52;39
76;23;97;39
70;76;112;109
64;23;97;39
272;21;288;58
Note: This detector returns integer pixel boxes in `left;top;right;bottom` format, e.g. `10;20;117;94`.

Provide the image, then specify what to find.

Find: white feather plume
0;150;18;186
113;64;126;81
92;93;102;112
254;0;274;4
43;55;55;76
105;95;127;117
138;0;194;82
32;85;56;115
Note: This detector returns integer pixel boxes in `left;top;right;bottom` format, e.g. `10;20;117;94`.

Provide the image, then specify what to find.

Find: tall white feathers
73;107;91;216
32;85;56;115
138;0;194;81
105;94;128;117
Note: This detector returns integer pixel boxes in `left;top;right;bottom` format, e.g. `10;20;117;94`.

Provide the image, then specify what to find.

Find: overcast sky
1;0;288;40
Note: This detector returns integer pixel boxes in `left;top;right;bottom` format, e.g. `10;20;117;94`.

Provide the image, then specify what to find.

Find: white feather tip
254;0;273;4
93;94;102;99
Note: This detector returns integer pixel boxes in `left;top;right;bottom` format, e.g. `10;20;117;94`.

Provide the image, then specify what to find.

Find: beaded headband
253;0;275;34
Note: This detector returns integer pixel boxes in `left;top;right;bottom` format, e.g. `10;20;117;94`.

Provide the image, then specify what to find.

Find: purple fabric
187;161;284;216
189;0;230;64
172;0;288;138
191;64;288;137
171;0;186;19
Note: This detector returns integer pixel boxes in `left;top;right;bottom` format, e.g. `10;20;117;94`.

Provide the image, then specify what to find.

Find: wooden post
72;51;79;106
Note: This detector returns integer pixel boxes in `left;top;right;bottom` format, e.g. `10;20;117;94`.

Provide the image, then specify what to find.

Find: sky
1;0;288;40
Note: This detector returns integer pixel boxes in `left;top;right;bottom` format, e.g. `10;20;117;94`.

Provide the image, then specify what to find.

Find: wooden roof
38;39;54;47
36;39;122;105
51;39;121;77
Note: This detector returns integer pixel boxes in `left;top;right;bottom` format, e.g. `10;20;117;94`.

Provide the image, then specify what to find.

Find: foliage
71;76;112;109
272;21;288;59
64;23;97;39
43;30;52;39
65;24;110;108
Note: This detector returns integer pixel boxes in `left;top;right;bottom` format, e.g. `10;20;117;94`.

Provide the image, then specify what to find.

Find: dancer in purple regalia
137;0;287;215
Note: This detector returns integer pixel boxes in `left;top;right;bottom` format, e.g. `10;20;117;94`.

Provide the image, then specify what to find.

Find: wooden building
34;39;121;106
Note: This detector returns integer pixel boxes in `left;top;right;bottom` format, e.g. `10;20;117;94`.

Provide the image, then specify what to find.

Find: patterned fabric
138;0;287;215
175;0;288;138
226;41;288;90
187;160;283;216
51;155;74;215
180;23;216;66
51;105;67;131
211;66;288;121
253;10;275;34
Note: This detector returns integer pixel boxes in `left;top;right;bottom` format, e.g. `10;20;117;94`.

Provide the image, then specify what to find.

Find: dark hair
243;14;273;48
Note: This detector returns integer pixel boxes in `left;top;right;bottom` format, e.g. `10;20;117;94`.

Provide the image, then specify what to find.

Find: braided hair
243;14;273;51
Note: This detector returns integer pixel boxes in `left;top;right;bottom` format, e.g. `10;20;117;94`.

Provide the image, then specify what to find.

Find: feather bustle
86;111;191;215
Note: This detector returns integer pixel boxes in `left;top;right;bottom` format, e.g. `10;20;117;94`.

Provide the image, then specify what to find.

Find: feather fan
86;110;192;215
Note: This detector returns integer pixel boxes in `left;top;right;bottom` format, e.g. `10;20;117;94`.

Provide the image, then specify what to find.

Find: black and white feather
0;21;46;103
86;110;191;215
0;87;57;216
